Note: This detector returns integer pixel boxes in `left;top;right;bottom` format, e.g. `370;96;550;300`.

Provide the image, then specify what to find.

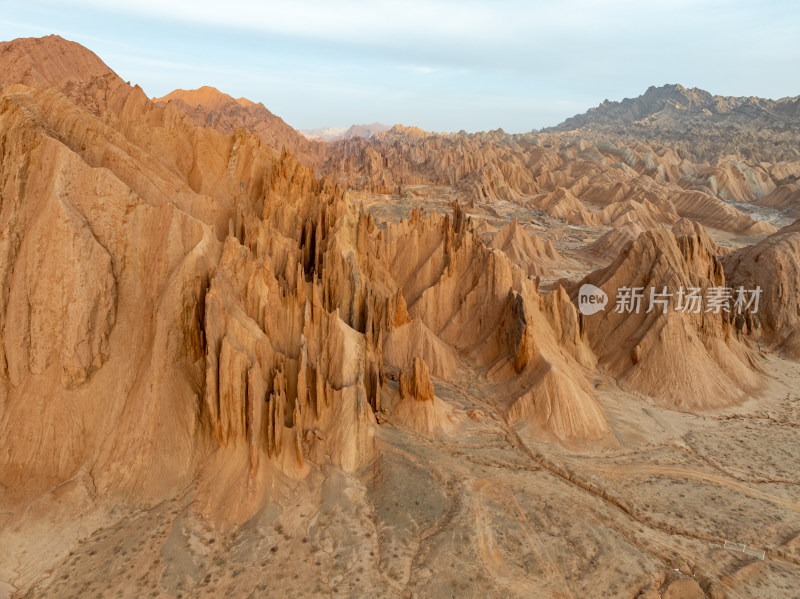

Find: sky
2;0;799;133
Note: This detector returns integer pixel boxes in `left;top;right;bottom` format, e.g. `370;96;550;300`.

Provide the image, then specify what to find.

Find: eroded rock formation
2;34;799;599
0;36;615;525
572;221;763;409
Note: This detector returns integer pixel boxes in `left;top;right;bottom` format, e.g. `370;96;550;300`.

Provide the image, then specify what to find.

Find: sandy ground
2;348;797;599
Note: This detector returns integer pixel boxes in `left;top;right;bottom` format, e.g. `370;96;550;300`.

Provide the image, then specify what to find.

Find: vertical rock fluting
201;156;390;477
572;222;763;409
376;202;610;440
201;153;616;464
399;357;435;403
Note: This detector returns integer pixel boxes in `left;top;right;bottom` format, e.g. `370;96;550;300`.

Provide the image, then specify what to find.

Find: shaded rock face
399;357;435;403
722;219;800;356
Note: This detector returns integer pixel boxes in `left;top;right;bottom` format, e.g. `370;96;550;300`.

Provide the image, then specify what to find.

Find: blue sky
2;1;798;132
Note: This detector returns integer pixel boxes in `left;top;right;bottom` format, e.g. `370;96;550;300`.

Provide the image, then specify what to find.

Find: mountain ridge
301;122;391;141
152;84;325;165
153;86;256;112
548;83;800;130
0;34;115;89
543;83;800;161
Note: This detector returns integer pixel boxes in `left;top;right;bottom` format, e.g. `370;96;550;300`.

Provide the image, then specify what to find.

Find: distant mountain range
545;84;800;162
300;122;391;141
550;83;800;129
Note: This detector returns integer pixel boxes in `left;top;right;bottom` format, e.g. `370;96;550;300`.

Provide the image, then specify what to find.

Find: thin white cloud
101;53;202;71
30;0;717;47
399;65;438;74
35;0;505;43
0;17;116;46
